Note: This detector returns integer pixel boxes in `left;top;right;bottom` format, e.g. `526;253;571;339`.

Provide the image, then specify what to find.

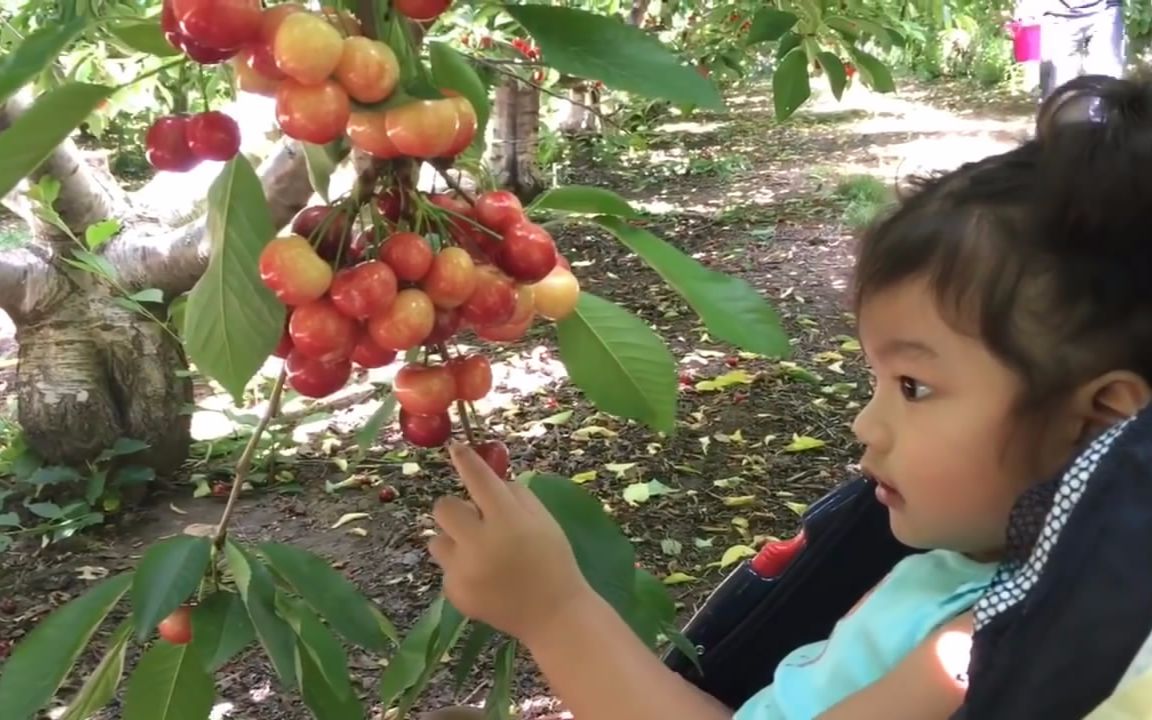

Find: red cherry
425;307;462;344
157;606;193;645
497;219;558;283
399;409;453;447
474;190;523;234
169;0;262;52
449;354;493;401
186;111;241;161
285;350;352;397
392;0;452;22
376;186;408;223
350;332;398;369
145;116;199;172
473;440;510;478
288;298;359;362
329;261;398;320
392;363;457;415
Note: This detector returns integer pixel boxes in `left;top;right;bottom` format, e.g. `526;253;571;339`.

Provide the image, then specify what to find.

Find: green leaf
846;47;895;93
483;640;517;720
121;641;215;720
452;622;496;693
0;82;116;200
528;185;640;218
24;465;80;486
592;217;790;357
224;542;299;689
190;591;256;672
302;142;338;203
627;569;677;648
745;8;798;45
26;501;62;518
773;48;811;120
0;572;131;720
109;437;149;456
131;535;212;642
528;474;638;632
391;603;468;718
0;17;90;105
280;598;362;718
776;31;802;60
259;542;395;652
105;18;182;58
59;619;132;720
0;512;20;527
816;51;848;101
555;292;677;434
429;41;490;151
128;288;164;303
504;5;724;111
183;156;284;404
84;218;121;249
379;597;446;708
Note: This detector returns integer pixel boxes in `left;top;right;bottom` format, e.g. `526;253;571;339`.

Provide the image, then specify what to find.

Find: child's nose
851;395;891;453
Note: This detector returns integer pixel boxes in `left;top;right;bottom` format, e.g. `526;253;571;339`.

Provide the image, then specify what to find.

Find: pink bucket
1012;22;1042;62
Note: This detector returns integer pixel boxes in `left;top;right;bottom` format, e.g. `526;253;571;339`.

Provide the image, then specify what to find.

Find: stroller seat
665;404;1152;718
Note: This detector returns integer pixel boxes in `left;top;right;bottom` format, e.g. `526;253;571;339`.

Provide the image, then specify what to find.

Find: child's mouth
873;478;904;507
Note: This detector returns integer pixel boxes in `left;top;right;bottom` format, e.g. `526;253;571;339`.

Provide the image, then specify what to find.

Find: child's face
853;277;1064;558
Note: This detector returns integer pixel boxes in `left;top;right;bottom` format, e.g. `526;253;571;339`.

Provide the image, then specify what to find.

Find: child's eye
899;376;933;401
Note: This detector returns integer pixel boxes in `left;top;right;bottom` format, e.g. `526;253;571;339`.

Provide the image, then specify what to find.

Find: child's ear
1071;370;1152;441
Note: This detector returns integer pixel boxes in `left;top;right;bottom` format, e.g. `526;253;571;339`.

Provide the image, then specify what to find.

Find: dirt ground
0;78;1034;719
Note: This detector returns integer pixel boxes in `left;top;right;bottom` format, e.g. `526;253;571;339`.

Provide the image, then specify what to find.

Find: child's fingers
448;441;514;516
427;531;456;568
432;495;482;538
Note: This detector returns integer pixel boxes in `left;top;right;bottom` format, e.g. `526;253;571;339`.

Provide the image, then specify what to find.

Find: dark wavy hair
852;75;1152;408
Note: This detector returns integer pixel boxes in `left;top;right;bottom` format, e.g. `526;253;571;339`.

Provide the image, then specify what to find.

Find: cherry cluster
259;185;580;462
150;0;475;172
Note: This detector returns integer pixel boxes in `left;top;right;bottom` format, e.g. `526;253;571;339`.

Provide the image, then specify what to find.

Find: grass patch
833;174;894;230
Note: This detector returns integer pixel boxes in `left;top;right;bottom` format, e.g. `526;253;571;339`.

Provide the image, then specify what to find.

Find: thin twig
456;399;477;444
213;367;287;550
475;59;623;131
431;161;476;204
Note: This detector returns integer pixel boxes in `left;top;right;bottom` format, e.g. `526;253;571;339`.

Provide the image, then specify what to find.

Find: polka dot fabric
972;416;1136;631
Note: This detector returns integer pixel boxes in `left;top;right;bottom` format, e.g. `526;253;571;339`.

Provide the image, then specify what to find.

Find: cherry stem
456;399;477;445
213;367;287;551
431;161;477;205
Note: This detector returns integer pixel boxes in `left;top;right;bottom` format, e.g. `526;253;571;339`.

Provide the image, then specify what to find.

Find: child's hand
427;442;594;643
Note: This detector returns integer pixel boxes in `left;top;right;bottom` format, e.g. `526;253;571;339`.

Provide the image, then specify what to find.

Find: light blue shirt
733;549;997;720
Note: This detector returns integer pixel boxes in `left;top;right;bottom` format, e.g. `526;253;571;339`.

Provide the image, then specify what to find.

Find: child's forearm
523;590;735;720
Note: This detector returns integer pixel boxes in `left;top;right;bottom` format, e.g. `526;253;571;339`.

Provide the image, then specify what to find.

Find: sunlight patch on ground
654;119;730;135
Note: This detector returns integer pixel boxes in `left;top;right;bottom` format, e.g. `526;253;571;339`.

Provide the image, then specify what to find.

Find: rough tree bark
485;75;547;202
0;89;315;473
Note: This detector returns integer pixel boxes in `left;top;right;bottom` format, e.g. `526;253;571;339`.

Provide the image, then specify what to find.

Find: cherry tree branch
0;89;130;247
103;138;317;295
0;244;73;323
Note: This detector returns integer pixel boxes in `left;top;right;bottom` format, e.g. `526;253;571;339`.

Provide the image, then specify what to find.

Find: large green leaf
58;619;132;720
773;47;812;120
259;542;395;652
429;41;490;152
503;5;724;110
183;156;284;404
528;185;641;218
224;542;299;689
0;82;115;199
555;292;677;434
121;641;215;720
379;597;446;708
483;640;517;720
745;8;798;45
0;17;90;105
105;17;181;57
527;473;638;628
391;603;468;718
626;569;677;649
280;598;362;719
131;535;212;641
452;622;496;692
0;572;131;720
593;217;790;358
846;46;896;93
190;591;256;672
816;51;848;101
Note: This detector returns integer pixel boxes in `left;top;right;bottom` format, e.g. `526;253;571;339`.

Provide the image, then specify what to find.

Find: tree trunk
485;76;547;202
0;90;316;473
555;81;603;136
16;288;192;474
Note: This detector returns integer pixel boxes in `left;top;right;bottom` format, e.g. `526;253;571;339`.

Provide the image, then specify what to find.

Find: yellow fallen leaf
571;470;597;484
784;434;826;452
731;517;749;529
813;351;844;364
169;503;187;515
663;572;699;585
784;501;810;516
604;462;637;478
719;544;757;569
839;337;862;352
572;426;618;440
346;527;368;537
540;410;573;425
723;495;758;507
695;369;756;392
402;462;421;476
332;512;370;529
